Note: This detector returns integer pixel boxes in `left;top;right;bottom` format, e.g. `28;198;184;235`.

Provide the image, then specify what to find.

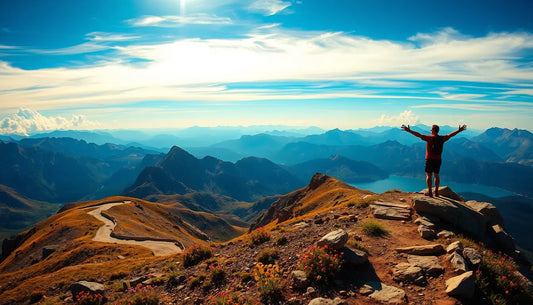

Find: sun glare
180;0;186;15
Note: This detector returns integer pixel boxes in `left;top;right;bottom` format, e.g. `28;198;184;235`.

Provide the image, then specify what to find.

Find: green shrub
300;245;343;285
235;271;253;284
256;248;280;265
208;265;226;286
360;220;388;237
248;227;271;246
183;244;213;267
189;274;207;289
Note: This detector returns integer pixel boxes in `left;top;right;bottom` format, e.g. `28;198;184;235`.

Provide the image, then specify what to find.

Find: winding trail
86;201;182;256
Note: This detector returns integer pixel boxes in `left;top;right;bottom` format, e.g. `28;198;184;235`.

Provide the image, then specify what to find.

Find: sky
0;0;532;135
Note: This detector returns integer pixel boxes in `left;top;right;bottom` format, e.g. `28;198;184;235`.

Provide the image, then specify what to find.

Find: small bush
476;250;532;304
248;227;271;246
254;263;283;304
235;271;253;284
275;235;288;246
207;290;260;305
299;245;343;285
75;291;104;305
208;265;226;286
189;274;207;289
114;285;159;305
256;248;280;265
164;261;179;272
360;220;388;237
183;244;213;267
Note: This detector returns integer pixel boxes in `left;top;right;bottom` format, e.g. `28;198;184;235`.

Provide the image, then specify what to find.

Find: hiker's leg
434;173;440;197
426;172;433;197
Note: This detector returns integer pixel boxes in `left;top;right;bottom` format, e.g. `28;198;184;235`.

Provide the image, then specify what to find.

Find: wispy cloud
130;14;233;27
248;0;292;16
0;108;101;135
0;28;532;112
87;32;140;42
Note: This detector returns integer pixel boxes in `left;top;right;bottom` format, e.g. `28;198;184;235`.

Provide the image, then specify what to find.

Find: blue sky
1;0;532;135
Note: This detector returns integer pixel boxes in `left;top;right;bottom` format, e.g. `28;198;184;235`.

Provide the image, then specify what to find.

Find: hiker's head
431;125;439;135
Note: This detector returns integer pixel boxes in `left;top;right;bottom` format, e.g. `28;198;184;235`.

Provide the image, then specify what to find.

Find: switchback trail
86;201;183;256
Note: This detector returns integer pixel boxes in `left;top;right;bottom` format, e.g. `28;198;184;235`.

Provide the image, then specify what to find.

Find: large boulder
449;252;469;274
445;271;475;299
412;196;487;239
343;247;369;266
69;281;105;300
420;186;464;201
465;200;504;227
317;229;348;250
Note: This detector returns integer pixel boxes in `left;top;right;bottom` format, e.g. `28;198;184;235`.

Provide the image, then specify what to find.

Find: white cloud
130;14;232;27
0;28;532;111
379;110;420;126
87;32;140;42
248;0;292;16
0;108;101;136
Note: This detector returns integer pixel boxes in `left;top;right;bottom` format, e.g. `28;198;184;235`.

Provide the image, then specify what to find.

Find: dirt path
86;201;182;256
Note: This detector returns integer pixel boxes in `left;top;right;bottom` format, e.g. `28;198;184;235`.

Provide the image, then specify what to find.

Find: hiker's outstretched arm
447;125;467;138
401;125;424;139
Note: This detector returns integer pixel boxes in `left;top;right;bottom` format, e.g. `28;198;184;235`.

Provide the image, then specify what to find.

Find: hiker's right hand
401;124;410;131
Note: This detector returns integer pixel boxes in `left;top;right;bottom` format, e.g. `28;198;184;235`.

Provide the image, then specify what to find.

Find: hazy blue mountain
30;130;125;145
124;146;305;201
186;147;245;163
301;129;367;146
290;154;389;183
17;137;158;165
0;142;106;203
472;127;533;165
210;134;296;159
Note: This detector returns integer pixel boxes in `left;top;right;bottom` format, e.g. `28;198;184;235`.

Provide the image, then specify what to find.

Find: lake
351;175;516;198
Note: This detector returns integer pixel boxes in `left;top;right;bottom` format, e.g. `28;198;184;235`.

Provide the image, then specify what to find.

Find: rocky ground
67;190;492;305
17;183;533;305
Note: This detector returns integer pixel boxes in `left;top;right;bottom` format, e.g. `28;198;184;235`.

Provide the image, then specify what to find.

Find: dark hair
431;125;440;133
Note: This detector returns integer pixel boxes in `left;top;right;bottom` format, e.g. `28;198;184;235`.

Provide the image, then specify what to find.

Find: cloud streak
0;27;532;115
130;14;233;27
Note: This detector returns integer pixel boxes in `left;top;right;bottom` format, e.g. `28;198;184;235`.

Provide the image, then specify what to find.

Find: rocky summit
0;174;532;305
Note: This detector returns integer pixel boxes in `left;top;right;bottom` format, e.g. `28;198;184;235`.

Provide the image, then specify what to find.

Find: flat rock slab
407;255;444;275
396;244;445;255
370;201;411;221
366;282;406;304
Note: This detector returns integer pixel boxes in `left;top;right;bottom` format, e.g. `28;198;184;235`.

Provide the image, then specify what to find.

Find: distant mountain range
1;126;532;241
124;146;305;202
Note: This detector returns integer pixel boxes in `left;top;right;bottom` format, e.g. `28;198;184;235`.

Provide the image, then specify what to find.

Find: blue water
351;175;515;198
